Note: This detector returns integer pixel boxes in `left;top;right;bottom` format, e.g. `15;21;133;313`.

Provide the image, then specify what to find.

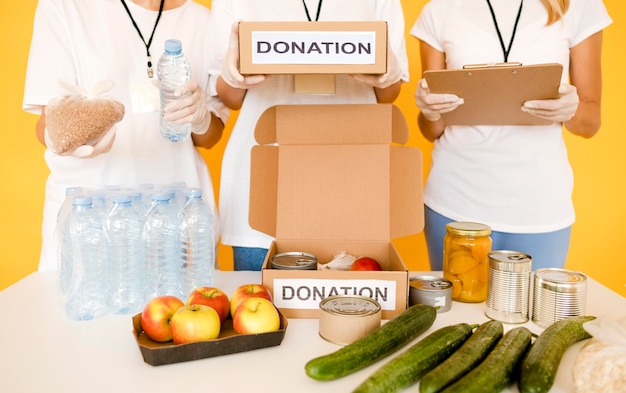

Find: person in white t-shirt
411;0;612;270
23;0;228;272
209;0;409;270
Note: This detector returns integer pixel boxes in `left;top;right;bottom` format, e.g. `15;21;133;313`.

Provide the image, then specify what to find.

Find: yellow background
2;1;624;297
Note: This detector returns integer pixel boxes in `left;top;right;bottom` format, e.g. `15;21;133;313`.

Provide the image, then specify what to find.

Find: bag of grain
573;315;626;392
46;80;124;154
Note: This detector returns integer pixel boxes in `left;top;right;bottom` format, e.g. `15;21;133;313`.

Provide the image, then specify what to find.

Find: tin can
532;268;587;328
409;276;453;313
318;295;381;345
443;222;492;302
270;251;317;270
485;250;532;323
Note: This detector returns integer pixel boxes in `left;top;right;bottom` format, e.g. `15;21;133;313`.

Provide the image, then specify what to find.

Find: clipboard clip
462;61;523;69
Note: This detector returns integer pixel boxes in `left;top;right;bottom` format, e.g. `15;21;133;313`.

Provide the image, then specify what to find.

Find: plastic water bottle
179;188;215;296
105;194;145;315
64;196;107;321
56;186;84;295
143;193;181;299
157;39;191;142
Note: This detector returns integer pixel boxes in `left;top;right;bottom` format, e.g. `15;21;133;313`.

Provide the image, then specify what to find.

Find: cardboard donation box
238;21;388;75
250;104;424;319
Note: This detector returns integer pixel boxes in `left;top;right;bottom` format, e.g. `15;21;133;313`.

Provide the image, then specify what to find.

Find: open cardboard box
132;312;288;366
250;104;424;319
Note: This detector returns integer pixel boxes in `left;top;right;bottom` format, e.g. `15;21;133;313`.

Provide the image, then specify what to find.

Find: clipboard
423;63;563;126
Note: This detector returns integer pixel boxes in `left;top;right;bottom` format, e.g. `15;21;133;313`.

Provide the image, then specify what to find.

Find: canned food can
318;295;381;345
532;268;587;328
485;250;532;323
409;276;453;313
270;251;317;270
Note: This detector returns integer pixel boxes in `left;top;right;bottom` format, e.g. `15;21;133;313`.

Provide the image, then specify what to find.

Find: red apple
186;287;230;323
233;297;281;334
170;304;221;344
350;256;383;271
230;283;273;317
140;295;185;342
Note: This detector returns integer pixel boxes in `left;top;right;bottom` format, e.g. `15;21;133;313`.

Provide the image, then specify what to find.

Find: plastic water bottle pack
55;183;216;320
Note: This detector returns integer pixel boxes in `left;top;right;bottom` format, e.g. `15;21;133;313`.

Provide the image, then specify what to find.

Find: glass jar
443;222;492;302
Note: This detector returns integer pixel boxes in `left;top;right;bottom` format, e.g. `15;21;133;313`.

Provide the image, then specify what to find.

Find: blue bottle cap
164;39;182;55
72;196;93;206
151;192;171;202
111;194;132;204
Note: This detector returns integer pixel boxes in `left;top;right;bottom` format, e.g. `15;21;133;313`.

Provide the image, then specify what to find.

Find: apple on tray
350;256;383;271
233;297;281;334
140;295;185;342
170;304;221;344
187;287;230;323
230;283;273;317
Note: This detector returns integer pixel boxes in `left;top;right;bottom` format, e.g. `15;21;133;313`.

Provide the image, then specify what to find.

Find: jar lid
446;221;491;236
535;268;587;293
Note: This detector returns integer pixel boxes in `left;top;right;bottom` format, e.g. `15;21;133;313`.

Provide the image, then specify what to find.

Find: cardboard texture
424;63;563;125
132;312;288;366
238;21;388;75
250;104;424;319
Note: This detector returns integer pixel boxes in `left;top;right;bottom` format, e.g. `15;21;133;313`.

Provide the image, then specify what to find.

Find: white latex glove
220;20;269;90
350;42;403;89
162;80;211;135
415;78;464;121
521;83;579;123
45;126;116;159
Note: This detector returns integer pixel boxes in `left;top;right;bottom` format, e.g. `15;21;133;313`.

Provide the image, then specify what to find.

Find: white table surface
1;270;623;393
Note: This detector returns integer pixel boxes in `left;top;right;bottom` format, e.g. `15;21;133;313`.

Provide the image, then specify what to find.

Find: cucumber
441;326;532;393
352;323;476;393
419;320;504;393
305;304;436;381
519;315;596;393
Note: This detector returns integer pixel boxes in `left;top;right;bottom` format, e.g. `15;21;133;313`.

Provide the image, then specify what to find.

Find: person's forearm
216;76;247;110
564;100;601;139
192;112;224;149
418;112;445;142
374;80;402;103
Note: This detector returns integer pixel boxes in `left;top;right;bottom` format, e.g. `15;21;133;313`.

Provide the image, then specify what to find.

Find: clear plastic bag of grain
46;80;124;154
573;315;626;392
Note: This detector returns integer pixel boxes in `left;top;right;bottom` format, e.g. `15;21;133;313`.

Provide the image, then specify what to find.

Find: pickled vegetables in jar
443;222;492;302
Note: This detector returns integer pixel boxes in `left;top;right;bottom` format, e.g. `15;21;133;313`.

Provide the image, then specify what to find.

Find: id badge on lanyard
129;76;160;113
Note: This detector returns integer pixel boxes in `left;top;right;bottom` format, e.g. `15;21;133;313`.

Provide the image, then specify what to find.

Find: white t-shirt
411;0;611;233
23;0;228;271
209;0;410;249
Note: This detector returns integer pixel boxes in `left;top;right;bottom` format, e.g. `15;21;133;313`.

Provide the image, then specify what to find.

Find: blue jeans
233;246;268;271
424;206;571;271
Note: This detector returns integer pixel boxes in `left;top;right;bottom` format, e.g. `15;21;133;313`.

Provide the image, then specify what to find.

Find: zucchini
441;326;532;393
419;320;504;393
352;323;477;393
305;304;436;381
519;315;596;393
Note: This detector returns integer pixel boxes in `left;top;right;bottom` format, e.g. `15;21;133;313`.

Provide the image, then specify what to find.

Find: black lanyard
302;0;323;21
120;0;165;77
486;0;523;62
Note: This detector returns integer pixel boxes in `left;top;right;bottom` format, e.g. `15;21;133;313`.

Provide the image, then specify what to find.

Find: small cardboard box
250;104;424;319
132;312;288;366
238;21;388;75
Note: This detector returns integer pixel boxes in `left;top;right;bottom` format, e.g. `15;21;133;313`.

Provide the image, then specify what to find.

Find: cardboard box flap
249;104;423;242
254;104;409;146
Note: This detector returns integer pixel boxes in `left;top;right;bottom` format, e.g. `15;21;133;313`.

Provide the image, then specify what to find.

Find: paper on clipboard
423;63;563;126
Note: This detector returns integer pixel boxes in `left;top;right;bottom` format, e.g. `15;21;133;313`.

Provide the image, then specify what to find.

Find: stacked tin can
532;268;588;328
485;250;532;323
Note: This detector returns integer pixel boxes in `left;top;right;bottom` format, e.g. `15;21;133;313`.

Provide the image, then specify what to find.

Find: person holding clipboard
411;0;612;271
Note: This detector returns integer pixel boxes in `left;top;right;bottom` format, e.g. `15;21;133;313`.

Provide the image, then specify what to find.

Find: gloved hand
415;78;464;121
162;80;211;135
521;83;579;123
45;126;116;159
350;41;403;89
220;20;269;90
